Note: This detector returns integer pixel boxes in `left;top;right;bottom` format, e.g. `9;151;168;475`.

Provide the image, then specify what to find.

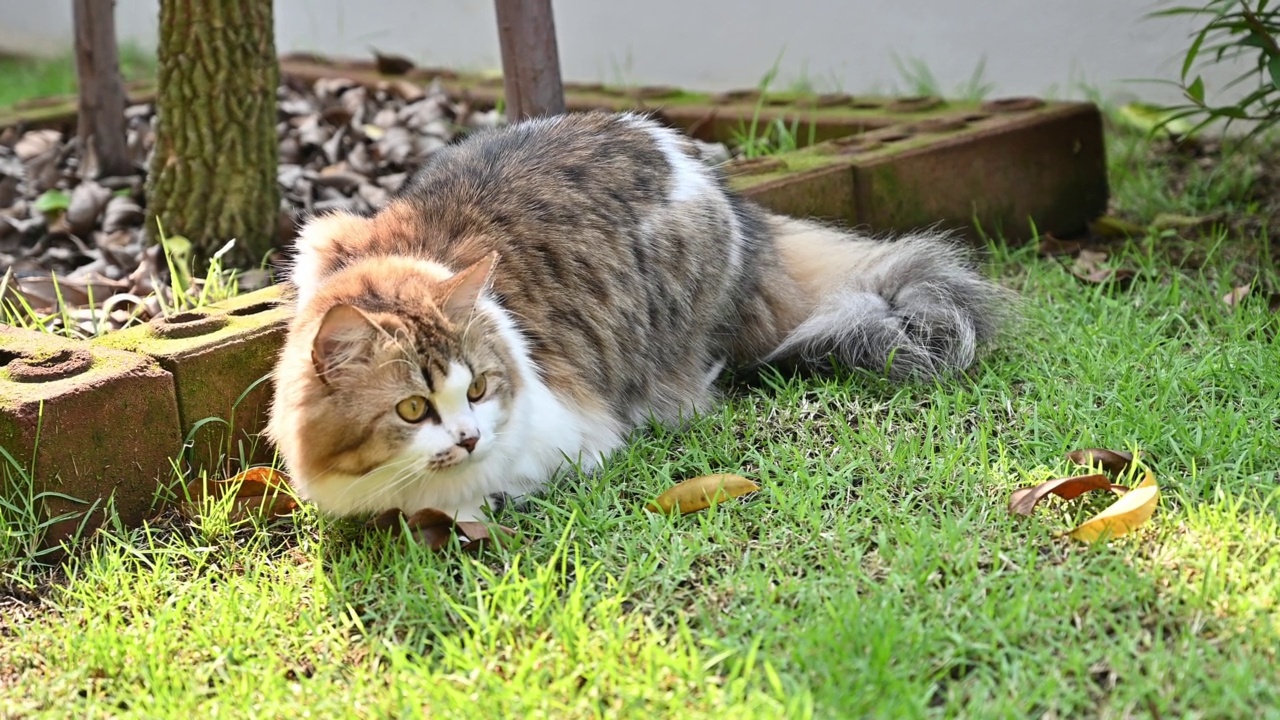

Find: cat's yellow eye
467;374;487;402
396;395;431;423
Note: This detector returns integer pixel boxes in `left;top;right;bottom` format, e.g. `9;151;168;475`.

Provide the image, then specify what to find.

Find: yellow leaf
646;473;760;515
1068;469;1159;542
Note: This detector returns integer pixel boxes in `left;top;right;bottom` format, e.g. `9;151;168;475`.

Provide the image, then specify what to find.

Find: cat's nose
456;433;479;453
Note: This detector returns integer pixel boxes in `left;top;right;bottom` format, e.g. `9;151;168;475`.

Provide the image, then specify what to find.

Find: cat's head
269;250;521;515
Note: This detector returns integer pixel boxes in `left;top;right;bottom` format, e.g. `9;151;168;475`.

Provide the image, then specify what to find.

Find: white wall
0;1;1242;106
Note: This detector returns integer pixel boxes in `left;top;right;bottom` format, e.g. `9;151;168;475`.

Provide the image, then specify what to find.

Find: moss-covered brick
94;286;291;474
0;326;182;544
846;102;1109;239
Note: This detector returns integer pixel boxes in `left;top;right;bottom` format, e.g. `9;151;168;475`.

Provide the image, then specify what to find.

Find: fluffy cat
268;111;1007;521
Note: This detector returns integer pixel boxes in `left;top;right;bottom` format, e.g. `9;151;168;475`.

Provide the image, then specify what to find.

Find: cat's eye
467;374;487;402
396;395;431;423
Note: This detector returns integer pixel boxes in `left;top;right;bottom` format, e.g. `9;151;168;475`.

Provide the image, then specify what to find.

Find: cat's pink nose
457;434;479;453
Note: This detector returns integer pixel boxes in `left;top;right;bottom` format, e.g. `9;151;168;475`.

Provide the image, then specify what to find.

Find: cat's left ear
441;251;499;322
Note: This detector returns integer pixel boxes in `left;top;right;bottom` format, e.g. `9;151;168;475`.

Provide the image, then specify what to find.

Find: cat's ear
311;304;377;384
440;251;499;322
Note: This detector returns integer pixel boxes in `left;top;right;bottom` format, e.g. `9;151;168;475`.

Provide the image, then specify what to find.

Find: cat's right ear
311;304;377;385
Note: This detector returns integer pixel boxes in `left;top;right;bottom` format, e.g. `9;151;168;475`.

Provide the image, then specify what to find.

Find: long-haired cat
268;111;1007;521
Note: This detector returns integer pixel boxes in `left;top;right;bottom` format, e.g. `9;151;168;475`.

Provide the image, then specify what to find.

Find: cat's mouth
425;447;476;471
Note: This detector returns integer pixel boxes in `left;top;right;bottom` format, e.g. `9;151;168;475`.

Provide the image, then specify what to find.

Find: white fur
625;114;745;275
289;223;325;310
298;298;625;521
626;114;713;205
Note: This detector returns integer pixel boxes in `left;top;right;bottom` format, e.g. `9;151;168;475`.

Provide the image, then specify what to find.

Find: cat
267;111;1008;521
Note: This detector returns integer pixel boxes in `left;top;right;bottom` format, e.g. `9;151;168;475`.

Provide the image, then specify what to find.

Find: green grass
3;125;1280;717
0;47;155;110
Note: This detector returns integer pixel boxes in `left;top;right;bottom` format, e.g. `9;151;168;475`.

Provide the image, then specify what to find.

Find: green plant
891;54;995;101
0;44;155;109
1155;0;1280;138
729;60;817;160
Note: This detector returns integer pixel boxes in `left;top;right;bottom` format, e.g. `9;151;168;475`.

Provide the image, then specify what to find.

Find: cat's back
395;111;721;241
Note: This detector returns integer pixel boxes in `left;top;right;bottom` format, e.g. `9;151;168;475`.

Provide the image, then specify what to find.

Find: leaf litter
366;507;517;554
181;467;299;523
1010;449;1160;543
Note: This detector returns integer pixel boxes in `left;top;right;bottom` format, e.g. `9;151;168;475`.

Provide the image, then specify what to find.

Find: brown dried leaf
1066;448;1135;478
66;180;112;236
1072;248;1109;275
372;508;515;553
14;129;61;161
1037;233;1083;257
1068;470;1159;542
404;508;457;550
646;473;760;515
374;51;416;76
1222;284;1252;307
1073;266;1137;290
182;467;298;522
1009;474;1121;516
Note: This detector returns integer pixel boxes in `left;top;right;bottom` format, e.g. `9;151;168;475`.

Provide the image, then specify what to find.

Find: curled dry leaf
1009;450;1160;543
1073;266;1137;290
1088;215;1148;239
1068;469;1160;543
1073;248;1110;274
646;473;760;515
1065;448;1135;478
1008;474;1123;517
182;467;298;522
373;50;416;76
368;507;515;554
1222;284;1252;307
1036;233;1083;257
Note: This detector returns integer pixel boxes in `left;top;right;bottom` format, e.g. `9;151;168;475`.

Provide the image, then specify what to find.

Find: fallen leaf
1073;266;1137;290
374;50;416;76
1222;284;1252;307
646;473;760;514
1088;215;1148;239
1151;212;1219;232
1009;474;1122;516
403;508;457;550
182;467;298;522
1066;448;1135;478
1037;233;1083;257
14;129;61;161
1073;248;1110;275
1068;469;1159;542
370;507;515;553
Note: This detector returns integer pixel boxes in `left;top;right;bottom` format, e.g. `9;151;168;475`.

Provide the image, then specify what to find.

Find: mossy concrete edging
0;326;183;546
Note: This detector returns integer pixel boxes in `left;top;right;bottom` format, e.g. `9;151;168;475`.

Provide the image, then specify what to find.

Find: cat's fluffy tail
764;216;1010;380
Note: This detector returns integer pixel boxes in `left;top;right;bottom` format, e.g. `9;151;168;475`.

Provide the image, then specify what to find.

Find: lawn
0;49;154;110
2;94;1279;715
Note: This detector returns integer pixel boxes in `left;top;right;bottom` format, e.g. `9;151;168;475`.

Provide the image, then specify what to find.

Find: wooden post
493;0;565;121
72;0;132;177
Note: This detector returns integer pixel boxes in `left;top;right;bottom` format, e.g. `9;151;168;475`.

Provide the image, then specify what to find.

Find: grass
2;76;1280;714
0;47;155;110
4;213;1279;716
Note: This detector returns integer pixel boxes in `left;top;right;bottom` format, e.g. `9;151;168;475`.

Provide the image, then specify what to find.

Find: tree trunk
72;0;131;177
494;0;565;121
146;0;279;269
